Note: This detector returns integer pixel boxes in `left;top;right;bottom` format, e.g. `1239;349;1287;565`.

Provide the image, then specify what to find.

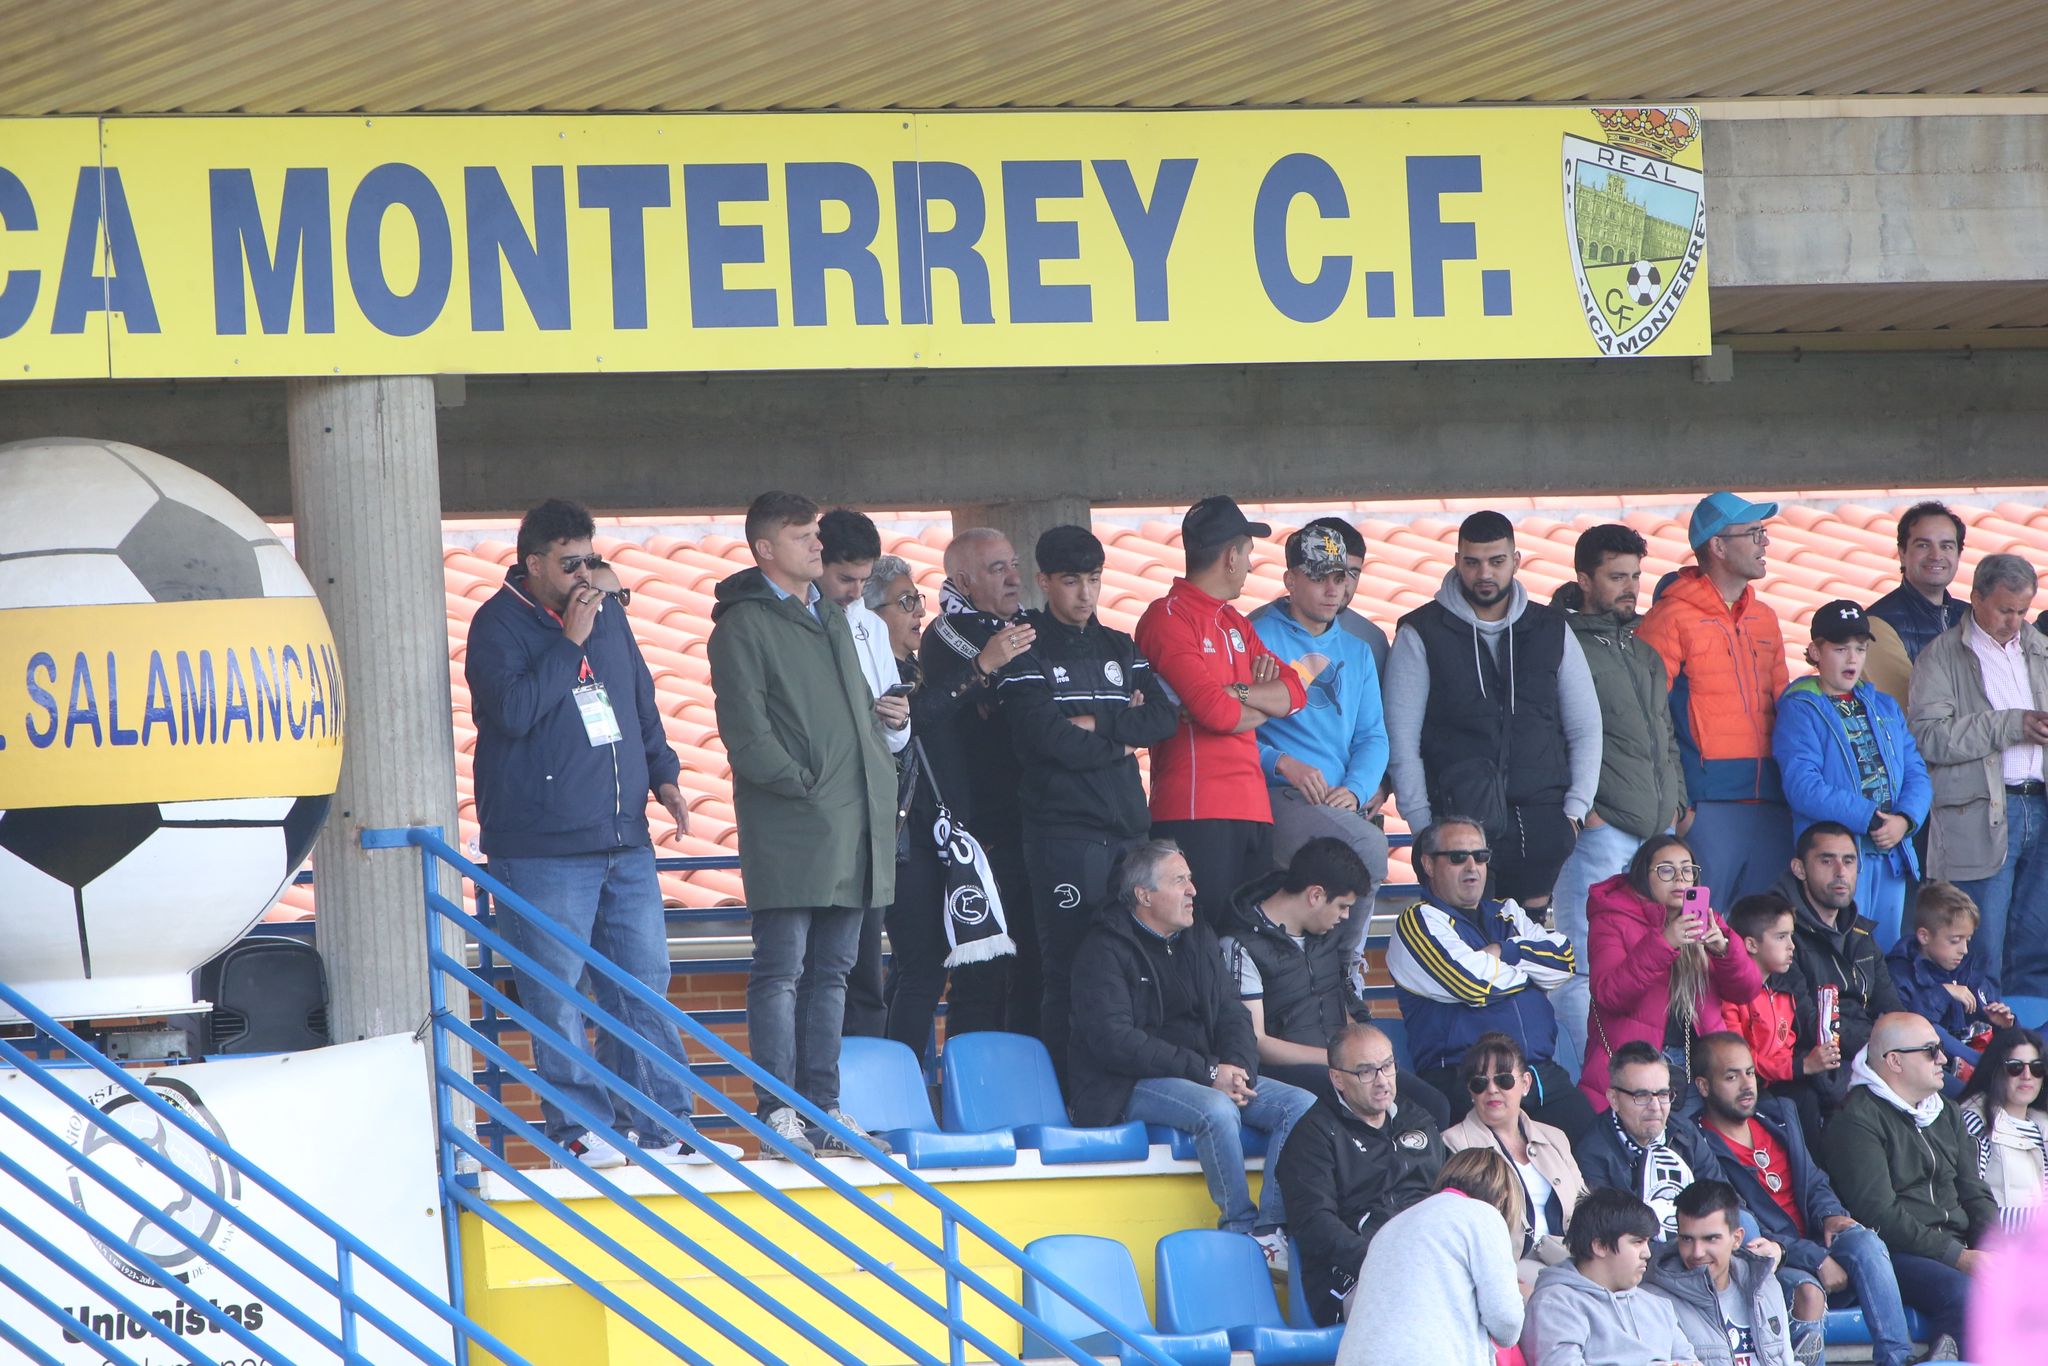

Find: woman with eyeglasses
1579;835;1761;1111
1338;1147;1528;1366
1443;1031;1587;1290
1957;1025;2048;1230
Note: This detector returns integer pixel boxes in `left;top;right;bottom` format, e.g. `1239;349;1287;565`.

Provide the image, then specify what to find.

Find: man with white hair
1908;551;2048;996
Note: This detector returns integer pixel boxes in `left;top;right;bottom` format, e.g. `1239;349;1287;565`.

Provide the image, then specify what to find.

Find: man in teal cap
1637;492;1794;903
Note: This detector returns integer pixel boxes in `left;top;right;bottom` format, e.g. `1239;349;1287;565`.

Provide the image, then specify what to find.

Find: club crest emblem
1563;107;1706;355
1104;660;1124;688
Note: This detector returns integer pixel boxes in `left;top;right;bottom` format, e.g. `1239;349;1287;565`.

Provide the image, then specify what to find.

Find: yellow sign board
0;108;1709;379
0;599;345;807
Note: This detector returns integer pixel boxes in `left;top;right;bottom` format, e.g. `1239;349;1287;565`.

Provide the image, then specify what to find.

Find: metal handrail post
944;1212;966;1366
339;1246;360;1361
427;841;477;1366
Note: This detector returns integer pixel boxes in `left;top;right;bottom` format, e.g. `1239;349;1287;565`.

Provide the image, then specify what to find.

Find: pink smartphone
1683;885;1713;926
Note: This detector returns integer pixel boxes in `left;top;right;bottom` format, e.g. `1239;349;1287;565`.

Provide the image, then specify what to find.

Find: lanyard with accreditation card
571;656;622;746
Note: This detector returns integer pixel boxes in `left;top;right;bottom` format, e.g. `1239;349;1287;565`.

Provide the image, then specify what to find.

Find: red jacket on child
1723;985;1800;1086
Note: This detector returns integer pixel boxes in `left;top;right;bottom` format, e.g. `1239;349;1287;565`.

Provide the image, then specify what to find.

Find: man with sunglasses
1821;1013;2000;1360
1273;1022;1446;1326
1691;1032;1913;1366
468;497;701;1167
1387;818;1593;1138
1638;492;1793;905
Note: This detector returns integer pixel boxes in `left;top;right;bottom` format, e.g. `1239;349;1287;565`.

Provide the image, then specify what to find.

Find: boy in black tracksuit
997;526;1180;1078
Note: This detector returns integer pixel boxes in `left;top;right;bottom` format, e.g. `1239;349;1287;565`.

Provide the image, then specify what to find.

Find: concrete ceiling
5;0;2045;114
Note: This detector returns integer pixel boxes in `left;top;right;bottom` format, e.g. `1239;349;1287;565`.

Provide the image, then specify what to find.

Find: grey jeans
747;906;864;1117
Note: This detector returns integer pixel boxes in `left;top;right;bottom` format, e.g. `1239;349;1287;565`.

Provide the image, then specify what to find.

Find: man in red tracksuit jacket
1137;496;1307;928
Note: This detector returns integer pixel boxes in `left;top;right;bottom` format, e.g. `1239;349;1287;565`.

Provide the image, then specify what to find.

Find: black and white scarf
909;738;1015;966
1611;1116;1692;1238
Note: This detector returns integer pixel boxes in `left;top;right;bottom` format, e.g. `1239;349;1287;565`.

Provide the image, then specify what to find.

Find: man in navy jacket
467;498;699;1169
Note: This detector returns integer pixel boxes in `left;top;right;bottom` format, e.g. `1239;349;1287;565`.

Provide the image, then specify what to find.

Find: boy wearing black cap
1136;497;1307;929
995;525;1181;1077
1772;599;1933;949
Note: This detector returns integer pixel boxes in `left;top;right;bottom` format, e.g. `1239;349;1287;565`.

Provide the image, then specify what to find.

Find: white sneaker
764;1106;816;1158
1252;1230;1289;1277
811;1109;893;1157
557;1130;630;1169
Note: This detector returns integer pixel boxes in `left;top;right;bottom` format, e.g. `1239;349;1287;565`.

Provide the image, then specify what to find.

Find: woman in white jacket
1957;1026;2048;1231
1338;1148;1526;1366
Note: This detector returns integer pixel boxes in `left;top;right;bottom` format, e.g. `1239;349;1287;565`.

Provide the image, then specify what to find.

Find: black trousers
984;832;1041;1040
842;902;887;1038
881;842;1008;1061
1425;1057;1597;1143
1150;818;1276;931
1263;1061;1453;1132
1487;802;1578;909
1024;829;1141;1081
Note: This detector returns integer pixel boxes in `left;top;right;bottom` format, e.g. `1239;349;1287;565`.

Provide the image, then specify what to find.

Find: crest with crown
1590;107;1700;160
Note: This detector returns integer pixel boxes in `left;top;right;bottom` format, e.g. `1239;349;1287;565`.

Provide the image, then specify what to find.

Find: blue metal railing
0;978;529;1366
377;822;1198;1366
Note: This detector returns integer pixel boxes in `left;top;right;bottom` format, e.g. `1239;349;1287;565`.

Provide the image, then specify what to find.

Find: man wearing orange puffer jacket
1637;493;1793;904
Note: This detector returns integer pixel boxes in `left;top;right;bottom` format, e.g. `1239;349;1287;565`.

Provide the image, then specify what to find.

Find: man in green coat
709;491;897;1158
1821;1011;1999;1358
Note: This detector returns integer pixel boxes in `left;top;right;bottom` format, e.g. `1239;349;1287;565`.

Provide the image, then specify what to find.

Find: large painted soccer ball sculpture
0;439;344;1023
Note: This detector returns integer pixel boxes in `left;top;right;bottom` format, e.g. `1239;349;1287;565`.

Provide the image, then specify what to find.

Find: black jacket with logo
995;611;1180;839
1066;907;1257;1127
1274;1096;1447;1325
1225;871;1352;1049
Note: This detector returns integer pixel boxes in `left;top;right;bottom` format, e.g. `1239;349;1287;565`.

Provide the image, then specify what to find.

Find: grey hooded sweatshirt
1641;1242;1794;1366
1522;1261;1695;1366
1384;571;1603;832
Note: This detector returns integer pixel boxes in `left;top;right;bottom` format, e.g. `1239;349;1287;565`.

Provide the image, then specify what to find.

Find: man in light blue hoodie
1255;521;1391;972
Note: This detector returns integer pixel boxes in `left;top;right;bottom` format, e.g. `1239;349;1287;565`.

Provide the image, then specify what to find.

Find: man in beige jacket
1907;553;2048;998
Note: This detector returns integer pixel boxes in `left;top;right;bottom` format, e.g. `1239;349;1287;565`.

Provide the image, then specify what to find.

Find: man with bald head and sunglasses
1388;817;1595;1140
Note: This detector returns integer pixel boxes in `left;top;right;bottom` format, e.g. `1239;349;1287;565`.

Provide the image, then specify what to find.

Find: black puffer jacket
1775;870;1902;1106
1225;871;1352;1049
1066;907;1258;1127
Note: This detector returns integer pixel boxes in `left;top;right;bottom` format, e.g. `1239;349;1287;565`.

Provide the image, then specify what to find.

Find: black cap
1182;496;1271;554
1035;524;1105;575
1811;599;1874;643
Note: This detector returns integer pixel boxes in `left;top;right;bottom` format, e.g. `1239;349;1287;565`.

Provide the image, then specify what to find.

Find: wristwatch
1230;682;1250;704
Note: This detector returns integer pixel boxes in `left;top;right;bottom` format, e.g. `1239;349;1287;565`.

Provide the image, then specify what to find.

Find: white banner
0;1033;453;1366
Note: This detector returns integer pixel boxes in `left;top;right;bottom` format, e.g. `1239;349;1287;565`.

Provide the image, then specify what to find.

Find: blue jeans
1826;1225;1914;1366
1889;1250;1971;1348
748;906;864;1117
494;849;695;1146
1687;800;1794;905
1123;1076;1317;1233
1548;821;1641;1082
1854;844;1911;952
1954;791;2048;997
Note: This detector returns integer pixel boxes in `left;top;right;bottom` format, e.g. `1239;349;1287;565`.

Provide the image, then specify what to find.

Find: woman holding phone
1579;834;1762;1110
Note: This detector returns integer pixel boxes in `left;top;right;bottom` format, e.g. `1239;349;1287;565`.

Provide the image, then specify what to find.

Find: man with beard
1548;523;1689;1079
1690;1033;1912;1366
1774;822;1903;1114
1386;510;1602;918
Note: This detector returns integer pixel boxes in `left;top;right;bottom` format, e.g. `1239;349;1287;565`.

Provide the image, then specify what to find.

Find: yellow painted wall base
460;1154;1250;1365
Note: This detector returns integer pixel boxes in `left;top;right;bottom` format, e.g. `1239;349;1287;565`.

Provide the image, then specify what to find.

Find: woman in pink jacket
1579;833;1762;1110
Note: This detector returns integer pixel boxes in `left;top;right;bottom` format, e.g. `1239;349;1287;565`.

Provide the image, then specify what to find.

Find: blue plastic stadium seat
1282;1235;1318;1330
1145;1122;1271;1162
1022;1234;1232;1366
1155;1229;1345;1365
1822;1305;1929;1346
940;1032;1150;1164
838;1037;1016;1169
2002;994;2048;1030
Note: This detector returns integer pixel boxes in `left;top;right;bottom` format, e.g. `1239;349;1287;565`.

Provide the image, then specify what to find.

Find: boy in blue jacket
1885;881;2016;1087
1773;600;1931;950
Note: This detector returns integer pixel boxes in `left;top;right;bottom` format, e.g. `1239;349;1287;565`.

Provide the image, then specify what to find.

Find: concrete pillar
288;376;461;1043
947;496;1093;609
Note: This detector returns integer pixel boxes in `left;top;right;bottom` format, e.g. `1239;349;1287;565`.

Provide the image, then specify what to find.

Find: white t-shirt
845;597;910;754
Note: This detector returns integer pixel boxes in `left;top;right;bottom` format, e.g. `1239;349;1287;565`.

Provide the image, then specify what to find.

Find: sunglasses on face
1435;849;1493;866
1886;1042;1945;1061
558;554;607;573
2004;1059;2047;1079
1466;1070;1520;1095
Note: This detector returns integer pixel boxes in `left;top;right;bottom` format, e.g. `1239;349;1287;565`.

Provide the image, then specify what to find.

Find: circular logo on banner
947;886;991;926
66;1076;242;1286
1103;661;1124;688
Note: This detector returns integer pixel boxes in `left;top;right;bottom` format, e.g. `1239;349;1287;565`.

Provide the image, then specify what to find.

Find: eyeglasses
1434;849;1493;866
890;590;926;613
1885;1042;1946;1061
1337;1058;1399;1082
599;585;631;606
1651;862;1701;883
1715;528;1770;546
1613;1087;1677;1106
558;554;607;572
1465;1070;1520;1095
2003;1059;2047;1079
